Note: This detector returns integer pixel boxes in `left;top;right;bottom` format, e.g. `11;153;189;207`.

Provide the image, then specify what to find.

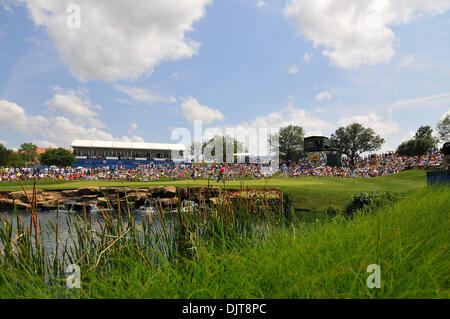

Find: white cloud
400;54;415;67
232;105;333;137
119;135;145;143
32;140;58;148
337;112;401;152
115;98;135;106
23;0;212;82
400;130;415;142
316;91;332;102
256;0;267;8
181;96;225;124
42;116;114;146
288;64;299;74
0;99;144;148
0;140;7;146
0;99;49;135
115;85;177;104
338;112;400;136
393;92;450;108
284;0;450;68
130;123;138;132
45;89;105;128
313;107;326;113
303;52;311;62
1;0;14;13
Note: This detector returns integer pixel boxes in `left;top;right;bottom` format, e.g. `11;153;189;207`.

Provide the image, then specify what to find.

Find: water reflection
0;201;180;257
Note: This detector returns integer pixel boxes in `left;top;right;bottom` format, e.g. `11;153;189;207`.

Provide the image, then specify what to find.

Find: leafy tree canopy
39;148;77;167
7;152;26;168
396;125;439;156
19;142;38;165
270;125;305;162
415;125;439;145
0;144;12;167
330;123;384;166
0;144;26;168
396;138;436;157
436;114;450;142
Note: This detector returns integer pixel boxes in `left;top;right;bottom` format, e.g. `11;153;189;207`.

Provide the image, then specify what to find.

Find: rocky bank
0;186;223;212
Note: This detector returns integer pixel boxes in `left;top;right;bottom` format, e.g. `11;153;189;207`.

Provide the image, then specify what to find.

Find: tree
330;123;384;167
202;135;245;163
0;144;13;167
396;125;439;156
269;125;304;162
7;152;26;168
39;148;77;167
415;125;439;145
396;138;435;157
19;142;38;165
436;114;450;142
0;144;26;168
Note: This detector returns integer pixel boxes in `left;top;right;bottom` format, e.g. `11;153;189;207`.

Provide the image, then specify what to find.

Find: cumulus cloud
337;112;400;136
316;91;332;102
232;105;333;137
115;85;177;104
337;112;402;152
32;140;58;148
22;0;212;82
400;130;416;142
45;89;105;128
256;0;267;8
0;99;144;147
288;64;299;74
181;96;225;124
303;53;311;62
130;123;138;132
284;0;450;68
0;100;49;135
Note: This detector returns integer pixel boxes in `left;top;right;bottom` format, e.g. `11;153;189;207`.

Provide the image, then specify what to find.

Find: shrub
343;191;397;215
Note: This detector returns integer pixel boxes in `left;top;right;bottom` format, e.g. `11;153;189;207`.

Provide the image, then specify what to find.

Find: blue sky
0;0;449;153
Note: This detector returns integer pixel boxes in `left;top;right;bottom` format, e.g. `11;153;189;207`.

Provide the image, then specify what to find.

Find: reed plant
0;181;290;298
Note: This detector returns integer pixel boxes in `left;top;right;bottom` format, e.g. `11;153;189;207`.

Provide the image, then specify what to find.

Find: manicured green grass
0;170;427;210
1;186;448;298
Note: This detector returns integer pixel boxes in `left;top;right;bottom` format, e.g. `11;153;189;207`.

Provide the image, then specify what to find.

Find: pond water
0;201;184;256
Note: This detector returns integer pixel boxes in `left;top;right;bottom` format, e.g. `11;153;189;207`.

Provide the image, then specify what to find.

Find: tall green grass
0;185;448;299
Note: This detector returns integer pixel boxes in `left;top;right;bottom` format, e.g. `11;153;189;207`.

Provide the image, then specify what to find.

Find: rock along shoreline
0;186;223;212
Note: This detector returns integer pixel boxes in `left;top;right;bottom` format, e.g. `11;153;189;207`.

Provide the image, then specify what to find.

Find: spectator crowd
0;149;444;182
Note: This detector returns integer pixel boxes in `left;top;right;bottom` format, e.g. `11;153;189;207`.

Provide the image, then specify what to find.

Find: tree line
0;144;76;168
